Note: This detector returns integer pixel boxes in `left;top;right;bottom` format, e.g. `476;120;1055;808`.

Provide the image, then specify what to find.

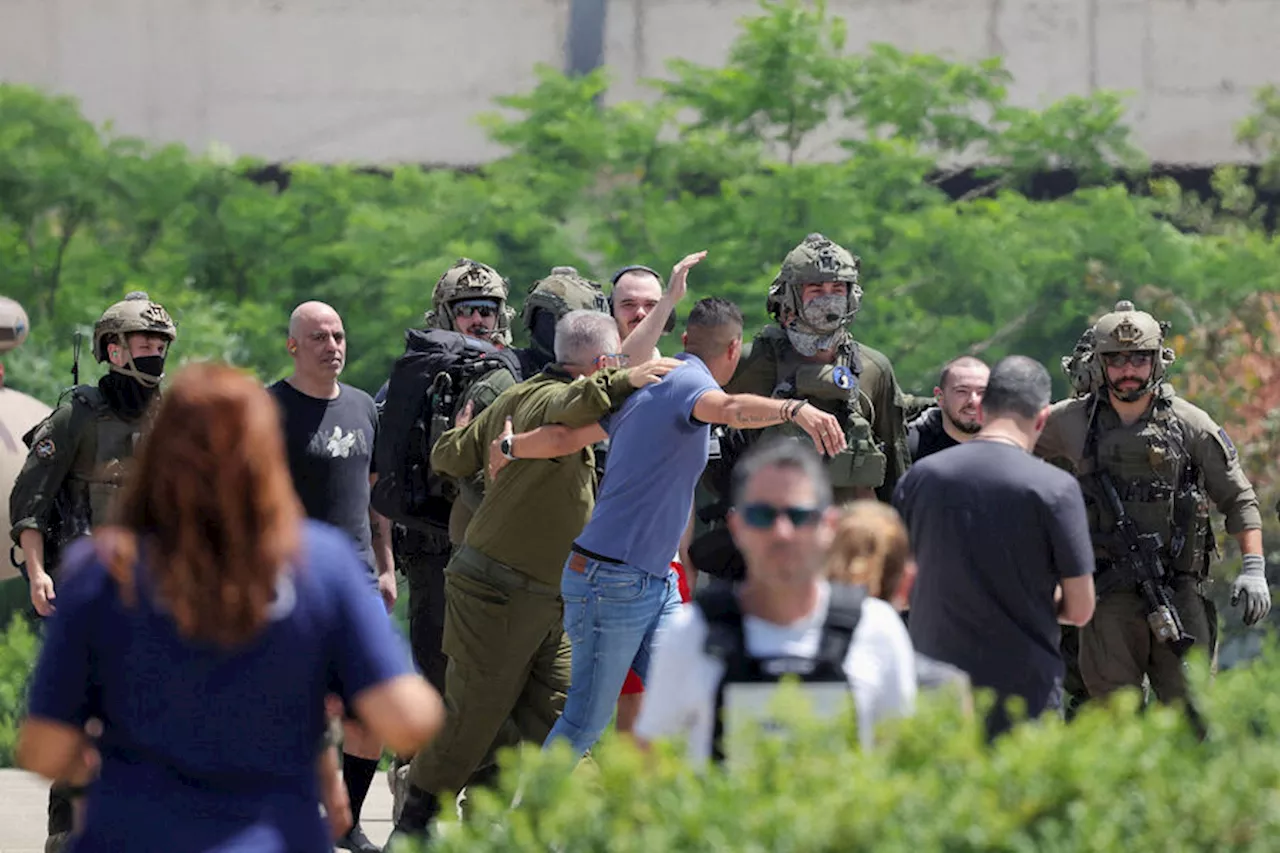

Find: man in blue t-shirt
500;294;846;759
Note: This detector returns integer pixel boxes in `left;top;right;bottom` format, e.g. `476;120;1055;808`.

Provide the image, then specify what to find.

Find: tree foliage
1;0;1277;591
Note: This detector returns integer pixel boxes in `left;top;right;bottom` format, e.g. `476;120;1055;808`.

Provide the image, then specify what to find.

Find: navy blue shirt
575;353;720;574
26;521;413;853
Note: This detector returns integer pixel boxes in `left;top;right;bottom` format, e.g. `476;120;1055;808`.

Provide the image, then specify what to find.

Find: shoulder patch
1216;427;1238;462
34;437;56;460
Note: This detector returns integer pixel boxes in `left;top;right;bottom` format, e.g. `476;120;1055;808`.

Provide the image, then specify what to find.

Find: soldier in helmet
8;290;175;853
731;233;907;500
423;257;515;346
689;234;910;581
1035;300;1269;709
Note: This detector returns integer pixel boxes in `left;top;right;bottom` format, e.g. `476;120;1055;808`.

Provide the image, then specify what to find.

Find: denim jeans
543;555;685;759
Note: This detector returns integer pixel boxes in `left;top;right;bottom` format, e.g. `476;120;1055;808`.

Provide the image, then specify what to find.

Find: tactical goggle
1101;351;1154;368
737;503;827;530
453;300;500;319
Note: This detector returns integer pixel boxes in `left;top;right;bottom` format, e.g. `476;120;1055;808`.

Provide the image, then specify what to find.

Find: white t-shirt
634;581;916;766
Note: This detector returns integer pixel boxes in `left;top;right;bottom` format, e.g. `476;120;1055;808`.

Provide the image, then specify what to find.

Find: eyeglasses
1101;351;1154;368
454;301;498;319
738;503;826;530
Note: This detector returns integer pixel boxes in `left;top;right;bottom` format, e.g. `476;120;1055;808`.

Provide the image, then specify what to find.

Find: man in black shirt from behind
893;356;1095;740
907;356;988;461
269;300;395;853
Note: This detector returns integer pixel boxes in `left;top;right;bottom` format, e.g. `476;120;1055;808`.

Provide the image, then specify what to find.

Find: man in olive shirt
391;310;679;842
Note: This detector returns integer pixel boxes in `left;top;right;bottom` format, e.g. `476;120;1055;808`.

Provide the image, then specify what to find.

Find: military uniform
1036;301;1265;703
395;364;636;839
7;291;175;853
700;234;909;538
446;266;611;544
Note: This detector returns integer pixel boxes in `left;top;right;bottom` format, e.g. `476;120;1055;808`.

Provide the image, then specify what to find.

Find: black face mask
132;355;166;379
100;359;164;418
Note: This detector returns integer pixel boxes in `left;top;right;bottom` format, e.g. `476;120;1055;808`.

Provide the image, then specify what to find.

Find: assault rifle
1097;470;1195;656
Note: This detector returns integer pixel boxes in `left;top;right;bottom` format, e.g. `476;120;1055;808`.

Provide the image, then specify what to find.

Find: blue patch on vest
1218;427;1237;461
831;366;853;390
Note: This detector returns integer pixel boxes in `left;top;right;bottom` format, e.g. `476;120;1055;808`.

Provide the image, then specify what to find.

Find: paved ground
0;768;396;853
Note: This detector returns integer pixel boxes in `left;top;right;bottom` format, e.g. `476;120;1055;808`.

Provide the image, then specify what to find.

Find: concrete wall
0;0;1276;166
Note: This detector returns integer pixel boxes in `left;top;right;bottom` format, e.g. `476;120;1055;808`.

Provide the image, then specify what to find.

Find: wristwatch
500;435;517;461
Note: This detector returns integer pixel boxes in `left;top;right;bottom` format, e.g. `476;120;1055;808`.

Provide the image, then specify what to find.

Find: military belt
448;545;561;598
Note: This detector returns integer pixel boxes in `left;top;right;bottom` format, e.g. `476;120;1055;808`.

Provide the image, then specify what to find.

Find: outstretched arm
691;389;847;457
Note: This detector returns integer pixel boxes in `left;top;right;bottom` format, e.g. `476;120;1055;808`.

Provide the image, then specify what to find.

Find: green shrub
397;644;1280;853
0;613;40;767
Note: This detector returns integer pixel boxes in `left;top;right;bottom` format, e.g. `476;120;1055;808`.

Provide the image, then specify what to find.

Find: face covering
132;355;166;380
799;294;851;335
100;356;166;418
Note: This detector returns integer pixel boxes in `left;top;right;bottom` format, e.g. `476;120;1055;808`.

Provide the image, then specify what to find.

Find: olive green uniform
407;365;633;796
725;325;910;503
1035;386;1262;701
9;386;145;575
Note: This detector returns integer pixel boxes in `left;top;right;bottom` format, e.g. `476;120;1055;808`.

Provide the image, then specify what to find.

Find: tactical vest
699;582;865;763
754;326;887;491
65;386;146;528
1081;388;1214;579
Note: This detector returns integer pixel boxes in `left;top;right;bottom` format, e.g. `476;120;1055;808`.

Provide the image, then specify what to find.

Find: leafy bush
401;646;1280;853
0;614;40;766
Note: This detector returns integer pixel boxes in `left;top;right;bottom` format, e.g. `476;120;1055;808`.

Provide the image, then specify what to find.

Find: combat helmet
0;296;29;354
1088;299;1175;401
425;258;514;345
93;291;177;387
522;266;610;331
767;233;863;356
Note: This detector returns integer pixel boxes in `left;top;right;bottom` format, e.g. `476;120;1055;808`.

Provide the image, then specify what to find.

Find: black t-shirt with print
269;380;378;571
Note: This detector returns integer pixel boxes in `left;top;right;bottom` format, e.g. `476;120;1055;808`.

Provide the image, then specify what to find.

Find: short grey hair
731;437;833;509
981;355;1051;420
554;310;621;365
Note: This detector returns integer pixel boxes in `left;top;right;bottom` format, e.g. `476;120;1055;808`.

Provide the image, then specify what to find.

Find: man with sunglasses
1035;300;1268;707
633;439;916;765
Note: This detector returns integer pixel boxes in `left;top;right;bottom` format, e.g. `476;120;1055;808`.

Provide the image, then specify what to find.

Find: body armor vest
756;326;887;491
66;387;145;527
1081;390;1214;579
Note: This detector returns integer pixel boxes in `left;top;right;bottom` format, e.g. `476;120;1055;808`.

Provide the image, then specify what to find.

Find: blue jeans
543;555;685;759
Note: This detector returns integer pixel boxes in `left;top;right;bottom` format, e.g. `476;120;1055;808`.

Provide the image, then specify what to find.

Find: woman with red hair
16;362;442;853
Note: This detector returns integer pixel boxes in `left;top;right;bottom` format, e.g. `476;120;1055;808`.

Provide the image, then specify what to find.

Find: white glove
1230;554;1271;626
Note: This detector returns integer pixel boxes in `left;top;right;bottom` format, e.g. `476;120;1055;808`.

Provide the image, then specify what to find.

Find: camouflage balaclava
767;233;862;356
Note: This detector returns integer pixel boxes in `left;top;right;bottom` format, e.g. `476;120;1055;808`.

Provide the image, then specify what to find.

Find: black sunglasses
739;503;826;529
1101;351;1153;368
454;302;498;319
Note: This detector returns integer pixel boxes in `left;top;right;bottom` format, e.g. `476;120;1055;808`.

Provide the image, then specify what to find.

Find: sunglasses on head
454;301;498;319
1101;351;1154;368
738;503;826;529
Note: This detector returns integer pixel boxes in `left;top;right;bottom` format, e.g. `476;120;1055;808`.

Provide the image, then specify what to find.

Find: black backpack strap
812;583;867;677
696;582;748;764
